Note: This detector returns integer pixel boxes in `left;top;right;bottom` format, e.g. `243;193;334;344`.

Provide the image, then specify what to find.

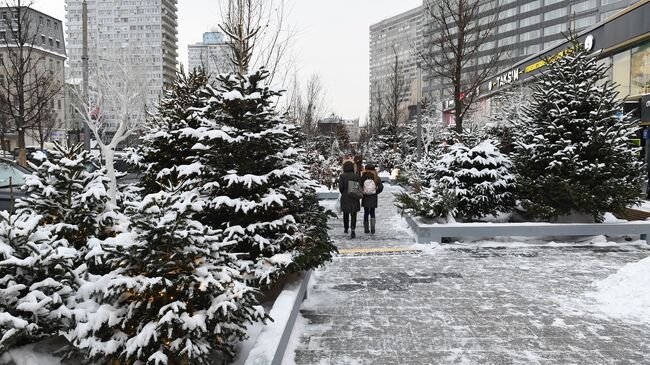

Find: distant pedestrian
361;164;384;234
354;155;364;176
339;160;362;238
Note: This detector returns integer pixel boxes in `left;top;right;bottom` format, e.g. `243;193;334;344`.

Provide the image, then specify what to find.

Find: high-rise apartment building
422;0;637;109
65;0;178;110
0;7;66;150
188;31;234;80
369;6;424;123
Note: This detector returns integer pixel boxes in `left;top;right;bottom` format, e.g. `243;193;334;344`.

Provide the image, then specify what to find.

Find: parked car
0;159;30;212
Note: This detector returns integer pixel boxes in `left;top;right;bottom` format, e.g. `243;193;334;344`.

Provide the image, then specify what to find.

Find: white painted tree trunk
103;147;117;207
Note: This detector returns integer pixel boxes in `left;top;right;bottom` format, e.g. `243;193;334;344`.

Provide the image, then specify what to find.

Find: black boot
370;218;376;234
364;221;370;234
351;230;356;239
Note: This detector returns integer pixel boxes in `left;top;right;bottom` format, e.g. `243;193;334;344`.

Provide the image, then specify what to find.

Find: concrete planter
404;214;650;244
316;191;339;200
244;271;312;365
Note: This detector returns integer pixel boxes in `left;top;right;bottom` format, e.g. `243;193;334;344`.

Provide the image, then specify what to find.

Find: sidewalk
284;186;650;364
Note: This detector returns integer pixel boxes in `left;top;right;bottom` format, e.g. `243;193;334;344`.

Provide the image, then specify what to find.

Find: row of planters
398;40;645;224
0;69;336;364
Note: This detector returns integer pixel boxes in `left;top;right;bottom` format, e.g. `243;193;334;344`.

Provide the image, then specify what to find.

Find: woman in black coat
360;164;384;234
339;160;361;238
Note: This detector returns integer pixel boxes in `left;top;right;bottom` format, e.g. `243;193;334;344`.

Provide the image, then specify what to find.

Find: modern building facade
188;31;234;81
369;5;425;124
418;0;636;122
65;0;178;113
0;6;66;150
478;0;650;117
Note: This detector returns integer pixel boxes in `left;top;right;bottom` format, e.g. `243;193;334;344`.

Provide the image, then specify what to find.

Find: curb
244;270;312;365
316;191;339;200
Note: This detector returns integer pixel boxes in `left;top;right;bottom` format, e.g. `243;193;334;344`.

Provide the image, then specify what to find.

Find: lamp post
416;62;422;161
82;0;91;151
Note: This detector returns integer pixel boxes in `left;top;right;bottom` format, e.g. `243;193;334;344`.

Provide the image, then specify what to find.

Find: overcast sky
31;0;422;121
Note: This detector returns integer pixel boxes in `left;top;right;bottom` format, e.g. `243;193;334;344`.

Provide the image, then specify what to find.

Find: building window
544;7;567;21
1;12;6;20
499;20;517;33
600;9;618;21
570;0;597;14
631;42;650;96
601;0;620;5
0;31;4;41
41;35;45;44
521;44;541;55
501;7;517;19
498;35;517;47
46;19;51;28
545;0;563;4
57;99;61;110
612;50;631;97
520;29;541;42
39;16;43;24
544;23;567;36
520;0;541;13
54;22;58;30
49;38;53;47
520;14;541;27
573;15;596;29
56;40;60;49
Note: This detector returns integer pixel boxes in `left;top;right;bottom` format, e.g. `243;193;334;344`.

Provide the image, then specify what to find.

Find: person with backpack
361;164;384;234
339;160;362;238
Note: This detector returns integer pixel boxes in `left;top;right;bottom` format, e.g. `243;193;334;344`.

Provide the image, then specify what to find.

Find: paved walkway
285;186;650;364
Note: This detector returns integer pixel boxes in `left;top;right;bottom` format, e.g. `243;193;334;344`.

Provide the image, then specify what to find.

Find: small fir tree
17;143;113;252
513;37;644;221
73;187;265;364
0;211;77;352
397;139;515;221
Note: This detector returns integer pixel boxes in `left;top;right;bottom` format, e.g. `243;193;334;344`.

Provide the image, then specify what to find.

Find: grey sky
31;0;422;121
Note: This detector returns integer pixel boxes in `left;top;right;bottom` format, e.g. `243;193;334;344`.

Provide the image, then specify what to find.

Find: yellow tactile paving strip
337;247;422;255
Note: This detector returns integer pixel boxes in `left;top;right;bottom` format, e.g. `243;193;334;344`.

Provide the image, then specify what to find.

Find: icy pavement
287;186;650;364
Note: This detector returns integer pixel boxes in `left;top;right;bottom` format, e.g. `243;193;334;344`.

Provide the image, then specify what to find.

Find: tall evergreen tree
513;38;644;221
181;69;336;285
138;68;210;194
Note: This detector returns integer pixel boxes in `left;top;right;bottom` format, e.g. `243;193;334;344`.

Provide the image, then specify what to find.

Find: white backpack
363;178;377;195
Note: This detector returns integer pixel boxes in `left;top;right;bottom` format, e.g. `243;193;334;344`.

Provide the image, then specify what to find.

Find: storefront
443;0;650;125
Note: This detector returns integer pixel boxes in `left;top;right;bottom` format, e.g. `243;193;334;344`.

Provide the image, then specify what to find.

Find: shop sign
524;34;595;73
488;68;520;91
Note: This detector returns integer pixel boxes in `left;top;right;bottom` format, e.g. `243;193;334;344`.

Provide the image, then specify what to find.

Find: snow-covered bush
0;211;78;353
397;140;515;221
72;187;266;363
513;37;644;221
17;142;115;253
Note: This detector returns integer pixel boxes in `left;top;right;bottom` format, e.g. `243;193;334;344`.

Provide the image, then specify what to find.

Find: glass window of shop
631;42;650;96
612;50;631;97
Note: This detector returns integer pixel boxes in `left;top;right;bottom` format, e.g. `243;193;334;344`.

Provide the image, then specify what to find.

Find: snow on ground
580;256;650;324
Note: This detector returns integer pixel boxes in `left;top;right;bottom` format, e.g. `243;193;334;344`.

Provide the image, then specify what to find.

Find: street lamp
416;61;422;161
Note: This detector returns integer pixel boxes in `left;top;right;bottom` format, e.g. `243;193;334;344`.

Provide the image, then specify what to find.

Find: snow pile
586;256;650;323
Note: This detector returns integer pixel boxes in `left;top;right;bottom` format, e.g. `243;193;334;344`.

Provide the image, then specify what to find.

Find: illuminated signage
488;69;520;91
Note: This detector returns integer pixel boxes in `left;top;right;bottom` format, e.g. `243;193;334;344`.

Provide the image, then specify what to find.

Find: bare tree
0;0;63;165
420;0;501;133
369;86;385;136
384;49;408;149
218;0;294;82
296;74;327;139
71;58;149;207
27;105;57;149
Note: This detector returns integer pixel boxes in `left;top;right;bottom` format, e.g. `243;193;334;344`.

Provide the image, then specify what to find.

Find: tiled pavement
285;186;650;364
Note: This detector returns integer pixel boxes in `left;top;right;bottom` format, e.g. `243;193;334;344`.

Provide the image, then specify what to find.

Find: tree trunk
17;129;27;167
104;147;118;207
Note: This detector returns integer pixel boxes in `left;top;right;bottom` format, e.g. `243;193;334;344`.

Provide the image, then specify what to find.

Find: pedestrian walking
360;164;384;234
339;160;362;238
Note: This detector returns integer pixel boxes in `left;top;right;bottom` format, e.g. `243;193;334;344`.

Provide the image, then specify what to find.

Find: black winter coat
361;174;384;209
339;171;361;213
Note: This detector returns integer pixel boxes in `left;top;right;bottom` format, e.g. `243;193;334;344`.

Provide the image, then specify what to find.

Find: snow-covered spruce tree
0;211;77;352
171;69;336;285
16;142;114;253
513;38;644;221
397;140;515;221
73;186;266;364
138;68;209;195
